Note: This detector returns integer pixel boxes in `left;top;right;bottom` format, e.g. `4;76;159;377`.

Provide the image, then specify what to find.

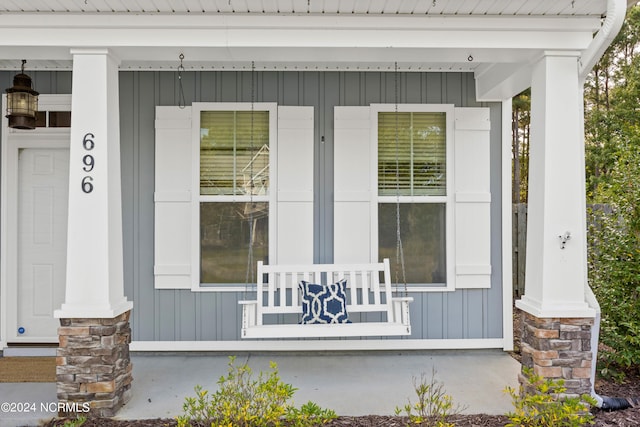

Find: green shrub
284;401;337;427
394;369;463;427
504;367;597;427
588;143;640;379
176;356;336;427
61;416;86;427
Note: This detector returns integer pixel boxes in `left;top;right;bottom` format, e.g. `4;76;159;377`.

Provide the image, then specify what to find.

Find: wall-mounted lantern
5;60;39;130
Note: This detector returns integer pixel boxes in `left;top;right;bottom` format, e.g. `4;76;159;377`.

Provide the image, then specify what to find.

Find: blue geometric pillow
299;280;351;324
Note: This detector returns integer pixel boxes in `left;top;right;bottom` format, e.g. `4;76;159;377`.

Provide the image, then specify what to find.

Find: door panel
16;148;69;340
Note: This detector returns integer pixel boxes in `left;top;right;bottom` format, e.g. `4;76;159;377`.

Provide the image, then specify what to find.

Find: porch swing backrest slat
349;270;358;304
290;272;299;307
279;273;287;307
267;272;275;307
373;273;381;305
361;272;370;305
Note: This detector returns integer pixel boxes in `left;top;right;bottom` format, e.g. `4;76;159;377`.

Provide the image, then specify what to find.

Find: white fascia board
0;28;597;52
0;14;603;32
0;14;600;52
225;30;595;50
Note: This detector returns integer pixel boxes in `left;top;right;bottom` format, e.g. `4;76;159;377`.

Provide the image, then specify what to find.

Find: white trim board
501;99;514;352
1;94;72;345
131;338;508;352
2;347;57;357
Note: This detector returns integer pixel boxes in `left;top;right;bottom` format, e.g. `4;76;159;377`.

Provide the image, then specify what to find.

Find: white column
55;49;132;319
516;52;595;318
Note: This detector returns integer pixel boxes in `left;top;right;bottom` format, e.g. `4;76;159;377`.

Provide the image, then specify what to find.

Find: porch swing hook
177;53;186;109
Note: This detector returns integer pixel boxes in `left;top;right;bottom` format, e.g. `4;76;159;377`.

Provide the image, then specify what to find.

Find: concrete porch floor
0;350;520;427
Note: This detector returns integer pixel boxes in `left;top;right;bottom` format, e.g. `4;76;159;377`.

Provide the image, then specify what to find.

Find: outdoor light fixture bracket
559;231;571;249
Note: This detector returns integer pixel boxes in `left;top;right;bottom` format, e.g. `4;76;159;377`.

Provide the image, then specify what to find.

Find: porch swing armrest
239;300;259;332
390;297;413;326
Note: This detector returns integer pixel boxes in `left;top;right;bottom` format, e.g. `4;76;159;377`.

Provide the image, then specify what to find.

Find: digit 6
82;133;95;150
81;176;94;193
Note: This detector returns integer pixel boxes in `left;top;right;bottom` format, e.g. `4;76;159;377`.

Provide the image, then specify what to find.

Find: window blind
378;112;446;196
200;110;269;195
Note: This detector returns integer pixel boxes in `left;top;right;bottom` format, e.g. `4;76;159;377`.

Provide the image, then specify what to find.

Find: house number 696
81;133;95;194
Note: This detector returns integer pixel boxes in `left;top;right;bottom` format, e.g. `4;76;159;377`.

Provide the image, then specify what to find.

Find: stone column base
57;310;133;417
519;310;593;398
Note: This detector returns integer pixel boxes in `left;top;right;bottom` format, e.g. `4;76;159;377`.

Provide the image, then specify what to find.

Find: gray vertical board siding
0;70;72;94
122;71;162;341
320;73;340;264
426;293;445;339
31;71;73;95
488;102;505;339
119;72;138;336
0;70;503;342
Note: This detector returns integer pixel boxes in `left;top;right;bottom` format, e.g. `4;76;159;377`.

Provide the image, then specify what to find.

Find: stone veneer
519;310;593;398
56;310;133;417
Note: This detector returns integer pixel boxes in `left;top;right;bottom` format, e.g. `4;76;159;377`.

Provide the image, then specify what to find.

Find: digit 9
82;154;94;172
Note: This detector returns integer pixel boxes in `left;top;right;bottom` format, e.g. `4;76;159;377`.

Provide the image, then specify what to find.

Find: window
194;104;277;285
35;111;71;128
374;106;454;287
335;104;489;291
155;103;313;291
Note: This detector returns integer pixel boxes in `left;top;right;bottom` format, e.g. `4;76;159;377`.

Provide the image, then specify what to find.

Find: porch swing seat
239;258;413;339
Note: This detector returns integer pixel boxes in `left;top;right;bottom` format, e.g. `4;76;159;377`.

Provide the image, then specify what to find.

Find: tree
584;5;640;198
512;89;530;203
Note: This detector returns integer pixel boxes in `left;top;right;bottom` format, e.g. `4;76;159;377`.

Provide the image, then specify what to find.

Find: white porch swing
238;62;413;339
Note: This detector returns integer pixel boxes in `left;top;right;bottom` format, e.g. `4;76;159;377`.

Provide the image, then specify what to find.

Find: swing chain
394;62;408;298
244;61;256;297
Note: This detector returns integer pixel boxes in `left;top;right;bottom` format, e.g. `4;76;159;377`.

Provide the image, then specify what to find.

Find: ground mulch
42;405;640;427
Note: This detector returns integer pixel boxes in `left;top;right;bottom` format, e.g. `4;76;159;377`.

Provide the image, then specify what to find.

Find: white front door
15;147;69;341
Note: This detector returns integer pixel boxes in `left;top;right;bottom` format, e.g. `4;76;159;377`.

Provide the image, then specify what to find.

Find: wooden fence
512;204;528;297
511;203;612;297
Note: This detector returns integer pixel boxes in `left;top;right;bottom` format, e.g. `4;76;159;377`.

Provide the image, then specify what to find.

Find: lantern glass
7;91;38;117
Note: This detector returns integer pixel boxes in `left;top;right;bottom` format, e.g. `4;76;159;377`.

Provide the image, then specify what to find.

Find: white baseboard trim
2;347;57;356
130;338;507;352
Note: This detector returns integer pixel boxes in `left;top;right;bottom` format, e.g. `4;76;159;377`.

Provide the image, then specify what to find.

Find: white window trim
190;102;278;292
370;103;456;292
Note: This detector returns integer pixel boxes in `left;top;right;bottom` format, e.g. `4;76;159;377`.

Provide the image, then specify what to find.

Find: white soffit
0;0;612;71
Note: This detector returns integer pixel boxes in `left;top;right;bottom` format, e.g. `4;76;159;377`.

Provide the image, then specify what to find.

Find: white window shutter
334;106;372;263
453;107;492;288
154;106;192;289
276;106;314;264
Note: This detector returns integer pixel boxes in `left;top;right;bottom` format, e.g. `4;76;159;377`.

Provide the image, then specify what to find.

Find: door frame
1;94;71;345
